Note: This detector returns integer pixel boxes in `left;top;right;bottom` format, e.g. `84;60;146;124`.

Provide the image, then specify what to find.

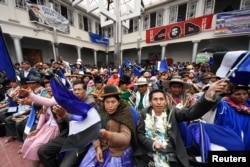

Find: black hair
72;80;87;90
149;89;166;101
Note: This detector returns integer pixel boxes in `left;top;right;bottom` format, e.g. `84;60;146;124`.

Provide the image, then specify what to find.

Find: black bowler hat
26;77;40;84
94;76;103;83
120;74;131;84
101;85;120;98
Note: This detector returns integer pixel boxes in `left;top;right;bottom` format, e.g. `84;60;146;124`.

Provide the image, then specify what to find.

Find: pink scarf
224;97;250;114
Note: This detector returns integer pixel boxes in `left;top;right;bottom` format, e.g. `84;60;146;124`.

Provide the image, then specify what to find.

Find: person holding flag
20;79;59;167
19;79;101;167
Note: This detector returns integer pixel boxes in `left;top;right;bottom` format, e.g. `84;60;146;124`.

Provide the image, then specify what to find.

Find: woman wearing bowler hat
79;85;137;167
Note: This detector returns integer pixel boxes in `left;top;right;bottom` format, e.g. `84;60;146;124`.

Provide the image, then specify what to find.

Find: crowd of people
0;56;249;167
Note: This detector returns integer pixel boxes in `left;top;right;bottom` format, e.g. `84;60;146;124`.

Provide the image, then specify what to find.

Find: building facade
0;0;250;67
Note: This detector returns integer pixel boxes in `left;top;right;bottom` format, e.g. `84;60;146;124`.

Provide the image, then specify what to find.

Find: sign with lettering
146;14;213;43
89;32;109;46
27;3;69;33
215;9;250;36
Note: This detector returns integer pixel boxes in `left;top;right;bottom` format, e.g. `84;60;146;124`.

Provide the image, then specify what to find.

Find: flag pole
224;50;250;80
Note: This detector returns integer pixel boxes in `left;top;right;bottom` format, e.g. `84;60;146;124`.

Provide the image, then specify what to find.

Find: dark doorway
22;48;43;66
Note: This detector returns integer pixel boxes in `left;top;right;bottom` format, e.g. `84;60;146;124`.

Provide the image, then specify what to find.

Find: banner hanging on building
146;14;213;43
215;9;250;36
27;3;69;33
89;32;109;46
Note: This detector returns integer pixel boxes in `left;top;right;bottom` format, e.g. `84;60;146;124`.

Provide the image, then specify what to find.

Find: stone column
10;35;23;63
120;50;123;66
76;46;82;60
192;40;200;62
161;44;167;60
94;50;97;65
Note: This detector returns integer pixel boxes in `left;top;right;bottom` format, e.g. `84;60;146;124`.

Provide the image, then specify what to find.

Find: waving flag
133;64;144;77
210;50;250;84
58;70;72;90
151;66;158;76
0;27;15;80
107;67;111;77
124;58;131;67
50;75;101;152
229;51;250;84
118;65;123;77
24;106;36;134
183;121;245;163
50;76;91;120
157;59;168;72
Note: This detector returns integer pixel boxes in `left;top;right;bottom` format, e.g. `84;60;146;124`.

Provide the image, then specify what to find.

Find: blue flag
58;70;72;90
157;59;168;72
24;106;36;134
118;65;123;77
0;27;15;80
229;52;250;85
133;64;144;77
151;66;158;76
124;58;131;67
107;67;111;77
50;76;92;121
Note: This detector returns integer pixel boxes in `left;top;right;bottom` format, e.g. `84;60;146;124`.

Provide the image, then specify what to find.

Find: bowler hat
26;77;40;84
94;76;103;83
120;75;131;84
101;85;120;97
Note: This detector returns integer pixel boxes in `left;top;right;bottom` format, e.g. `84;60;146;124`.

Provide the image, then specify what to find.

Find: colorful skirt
79;145;135;167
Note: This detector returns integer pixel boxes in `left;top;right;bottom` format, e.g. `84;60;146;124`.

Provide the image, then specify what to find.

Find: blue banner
89;32;109;46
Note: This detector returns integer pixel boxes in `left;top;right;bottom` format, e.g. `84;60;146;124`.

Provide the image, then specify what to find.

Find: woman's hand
52;105;66;120
27;129;39;137
95;146;104;163
18;89;31;98
100;129;110;140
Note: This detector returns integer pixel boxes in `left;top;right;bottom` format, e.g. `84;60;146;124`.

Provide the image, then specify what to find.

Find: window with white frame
88;19;92;32
53;1;60;14
15;0;26;9
128;19;134;33
150;12;156;28
156;10;164;26
54;3;74;26
241;0;250;9
78;14;91;32
128;17;139;33
204;0;214;15
80;15;91;32
169;6;178;24
143;14;149;30
95;22;99;34
67;8;74;26
105;26;113;38
133;17;139;32
186;0;197;20
78;14;84;30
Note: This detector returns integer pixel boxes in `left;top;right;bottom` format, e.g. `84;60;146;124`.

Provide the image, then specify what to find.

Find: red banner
146;14;213;43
